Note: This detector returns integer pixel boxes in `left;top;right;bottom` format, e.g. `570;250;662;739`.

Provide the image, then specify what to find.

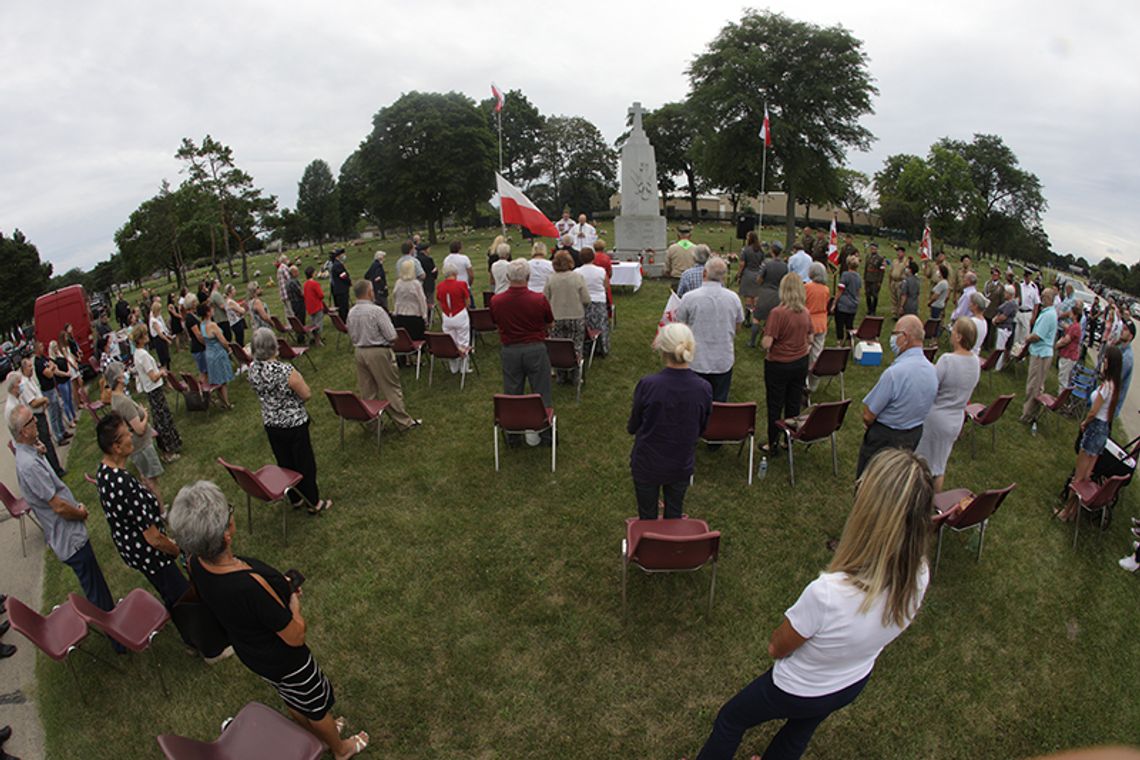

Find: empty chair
964;393;1015;457
851;316;884;347
69;589;171;696
323;389;389;450
923;318;941;344
468;308;497;346
492;394;556;472
1035;386;1073;432
6;596;99;692
425;331;476;390
156;701;325;760
327;311;350;348
269;315;290;334
0;481;41;557
808;347;851;400
621;516;720;617
392;327;426;380
181;373;221;412
217;457;307;540
775;399;852;486
544;338;584;403
164;373;191;414
979;349;1003;388
230;342;254;373
931;484;1017;573
1069;365;1098;413
699;402;757;484
287;316;319;345
276;339;317;373
1069;475;1130;550
76;383;106;422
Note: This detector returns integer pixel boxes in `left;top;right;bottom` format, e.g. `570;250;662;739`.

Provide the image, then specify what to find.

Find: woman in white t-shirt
578;248;611;356
696;449;932;760
1056;345;1121;522
131;325;182;462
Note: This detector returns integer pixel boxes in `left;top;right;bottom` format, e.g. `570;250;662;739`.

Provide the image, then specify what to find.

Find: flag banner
658;290;682;332
491;83;505;113
827;216;840;266
496;173;559;238
920;224;932;260
760;104;772;147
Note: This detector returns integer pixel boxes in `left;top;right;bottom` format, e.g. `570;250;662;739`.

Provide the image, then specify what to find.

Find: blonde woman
248;282;273;331
224;283;247;347
392;259;428;341
487;233;508;272
627;323;712;520
527;241;555;293
762;274;814;453
696;449;932;760
149;300;173;369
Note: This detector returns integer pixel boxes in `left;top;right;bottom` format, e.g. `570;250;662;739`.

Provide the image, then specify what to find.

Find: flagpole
757;103;767;236
497;108;505;236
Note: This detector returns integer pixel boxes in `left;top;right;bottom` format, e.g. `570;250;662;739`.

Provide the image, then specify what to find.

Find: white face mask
889;334;902;356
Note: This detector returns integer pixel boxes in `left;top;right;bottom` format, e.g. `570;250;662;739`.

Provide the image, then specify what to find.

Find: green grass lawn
36;224;1138;758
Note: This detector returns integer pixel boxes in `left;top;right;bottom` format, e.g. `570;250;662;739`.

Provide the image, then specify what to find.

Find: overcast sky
3;0;1137;275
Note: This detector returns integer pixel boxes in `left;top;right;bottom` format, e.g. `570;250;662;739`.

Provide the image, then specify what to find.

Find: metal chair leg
19;514;26;557
621;541;628;620
1073;503;1081;550
551;416;557;473
493;424;500;471
708;557;718;617
935;526;944;574
840;371;845;400
415;348;422;380
246;494;253;535
747;434;754;486
304;353;317;373
460;355;467;391
830;432;838;476
977;521;987;562
429;355;435;387
786;431;796;486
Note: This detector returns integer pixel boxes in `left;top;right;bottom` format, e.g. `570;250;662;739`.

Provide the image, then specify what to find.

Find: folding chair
165;373;189;413
1070;365;1098;414
1035;387;1073;432
393;327;426;380
932;484;1017;573
269;315;291;335
426;332;476;390
492;394;556;472
328;312;349;348
323;389;388;450
621;516;720;618
6;596;115;697
965;393;1015;457
482;291;495;308
699;402;757;484
1069;475;1130;550
468;308;497;346
979;349;1003;388
230;342;253;373
923;318;941;345
850;316;884;347
287;316;320;346
69;589;171;697
775;399;852;486
217;457;308;540
276;339;317;373
157;702;325;760
0;481;41;557
181;373;221;412
545;338;584;403
808;347;851;400
585;327;604;369
76;383;106;422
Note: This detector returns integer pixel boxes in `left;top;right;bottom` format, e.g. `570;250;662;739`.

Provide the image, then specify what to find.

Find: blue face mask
889;335;901;356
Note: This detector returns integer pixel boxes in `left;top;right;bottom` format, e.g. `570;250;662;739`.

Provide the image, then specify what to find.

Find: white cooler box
854;340;882;366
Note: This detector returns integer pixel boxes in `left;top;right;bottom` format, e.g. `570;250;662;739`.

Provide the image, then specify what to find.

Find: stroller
1058;432;1140;529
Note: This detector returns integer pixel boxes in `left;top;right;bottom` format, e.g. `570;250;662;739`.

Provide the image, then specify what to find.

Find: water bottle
1031;421;1038;437
757;456;768;480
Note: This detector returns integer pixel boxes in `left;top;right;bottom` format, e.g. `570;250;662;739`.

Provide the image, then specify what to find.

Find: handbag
171;563;231;658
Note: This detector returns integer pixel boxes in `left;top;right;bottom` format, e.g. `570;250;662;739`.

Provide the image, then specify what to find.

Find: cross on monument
628;102;645;135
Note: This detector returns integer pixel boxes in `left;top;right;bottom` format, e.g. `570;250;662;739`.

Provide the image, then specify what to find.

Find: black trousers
856;420;923;477
333;291;350;322
231;319;246;348
764;356;809;448
697;369;733;403
154;336;171;369
633;479;689;520
265;422;320;506
865;284;881;315
835;310;856;342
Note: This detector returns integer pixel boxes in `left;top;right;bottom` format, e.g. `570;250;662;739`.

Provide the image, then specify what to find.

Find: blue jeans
44;387;66;442
697;668;870;760
62;540;125;653
57;380;76;422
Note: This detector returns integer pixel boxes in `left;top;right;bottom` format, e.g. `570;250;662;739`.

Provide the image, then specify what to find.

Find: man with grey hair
1019;287;1059;423
347;280;420;431
4;370;25;427
491;242;513;294
676;244;712;298
19;357;64;476
675;256;744;402
950;270;979;321
11;405;123;651
490;259;555;445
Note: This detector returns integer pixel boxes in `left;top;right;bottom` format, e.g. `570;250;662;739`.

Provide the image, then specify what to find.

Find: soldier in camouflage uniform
888;245;908;317
863;242;885;316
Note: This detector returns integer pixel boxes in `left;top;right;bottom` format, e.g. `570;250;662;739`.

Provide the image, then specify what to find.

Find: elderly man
1015;270;1041;347
676;244;712;298
490;259;555;445
570;213;597;251
664;226;696;281
992;285;1019;371
982;267;1004;349
346;280;421;431
675;257;744;402
1018;288;1058;423
950;254;973;306
19;357;64;476
11;405;122;651
856;315;938;477
950;271;979;322
4;371;24;426
787;242;813;283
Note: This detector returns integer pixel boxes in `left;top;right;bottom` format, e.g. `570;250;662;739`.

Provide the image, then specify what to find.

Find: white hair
251;328;278;361
653;323;696;364
705;257;728;282
507;259;531;283
166;480;232;561
808;262;827;284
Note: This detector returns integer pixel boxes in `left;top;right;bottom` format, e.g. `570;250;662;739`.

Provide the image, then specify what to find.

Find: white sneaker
205;645;235;665
1118;556;1140;573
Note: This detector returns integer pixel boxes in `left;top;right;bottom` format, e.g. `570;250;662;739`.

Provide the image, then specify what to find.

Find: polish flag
496;173;559;238
827;216;840;266
920;224;933;260
491;84;505;113
658;291;682;333
760;105;772;147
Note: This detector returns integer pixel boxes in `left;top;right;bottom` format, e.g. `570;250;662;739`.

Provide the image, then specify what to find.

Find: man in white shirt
950;272;978;321
555;210;575;239
787;245;813;283
1015;271;1040;347
570;214;597;251
674;257;744;403
442;241;475;303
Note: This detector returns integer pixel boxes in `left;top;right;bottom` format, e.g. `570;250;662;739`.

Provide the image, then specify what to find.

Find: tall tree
641;102;704;220
896;145;978;244
538;116;617;217
359;91;496;242
0;229;52;331
479;89;545;186
297;159;339;253
688;10;876;248
874;153;925;237
835;168;871;228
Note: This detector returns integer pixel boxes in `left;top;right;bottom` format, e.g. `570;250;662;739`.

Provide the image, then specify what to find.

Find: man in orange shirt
302;266;325;346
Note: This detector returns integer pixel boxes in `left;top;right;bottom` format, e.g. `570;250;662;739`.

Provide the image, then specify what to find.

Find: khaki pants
889;279;903;315
805;332;827;392
1021;354;1050;421
354;346;415;429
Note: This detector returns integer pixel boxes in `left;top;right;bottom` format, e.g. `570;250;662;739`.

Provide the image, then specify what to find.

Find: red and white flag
760;104;772;147
658;291;682;333
491;83;505;113
920;224;932;260
827;216;840;266
496;173;559;238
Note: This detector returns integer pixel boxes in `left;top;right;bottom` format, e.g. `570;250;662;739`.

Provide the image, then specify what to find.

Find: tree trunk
427;218;438;245
784;189;797;251
803;201;812;226
686;169;699;223
209;226;217;269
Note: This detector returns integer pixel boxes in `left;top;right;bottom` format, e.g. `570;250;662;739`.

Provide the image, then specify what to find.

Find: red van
34;285;94;369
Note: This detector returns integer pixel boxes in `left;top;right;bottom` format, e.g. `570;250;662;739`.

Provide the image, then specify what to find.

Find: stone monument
614;102;667;270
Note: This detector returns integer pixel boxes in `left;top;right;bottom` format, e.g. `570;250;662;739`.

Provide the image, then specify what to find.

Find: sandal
307;499;333;515
335;716;347;735
335;731;369;760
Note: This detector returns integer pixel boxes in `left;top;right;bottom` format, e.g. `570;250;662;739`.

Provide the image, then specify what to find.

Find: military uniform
889;256;908;316
863;250;885;315
664;239;696;279
840;242;858;264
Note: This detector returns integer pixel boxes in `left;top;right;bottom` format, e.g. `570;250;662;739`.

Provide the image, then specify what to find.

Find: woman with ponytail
1056;345;1122;522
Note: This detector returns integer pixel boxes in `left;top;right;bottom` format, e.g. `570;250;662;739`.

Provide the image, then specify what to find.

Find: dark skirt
393;314;426;341
147;386;182;454
260;652;336;721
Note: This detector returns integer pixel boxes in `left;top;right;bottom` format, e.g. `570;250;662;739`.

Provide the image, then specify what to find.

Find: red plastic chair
699;402;757;484
269;315;293;338
493;394;556;472
923;318;941;344
6;596;106;695
217;457;307;540
287;316;319;345
393;327;426;380
851;316;884;347
0;481;41;557
922;346;937;363
425;332;476;390
1069;475;1130;550
230;343;253;373
181;373;221;413
1035;386;1073;432
328;312;349;348
69;589;171;696
775;399;852;486
544;338;583;403
76;382;106;420
964;393;1015;457
165;373;189;413
276;339;317;373
468;308;497;346
156;701;325;760
809;346;851;400
482;291;495;309
979;349;1003;388
932;484;1017;573
621;516;720;617
323;389;388;450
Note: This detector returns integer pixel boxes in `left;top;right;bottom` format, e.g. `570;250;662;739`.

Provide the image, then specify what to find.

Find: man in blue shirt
787;245;812;283
856;315;938;476
1019;288;1058;423
676;245;711;298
